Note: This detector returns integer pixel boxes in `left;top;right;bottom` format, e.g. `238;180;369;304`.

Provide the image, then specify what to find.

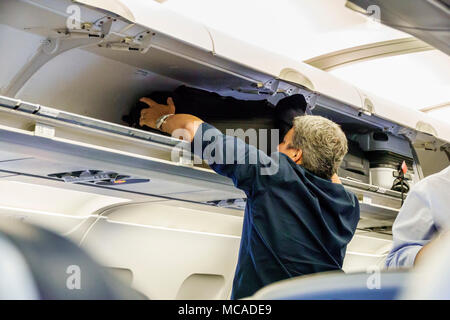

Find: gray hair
291;115;348;180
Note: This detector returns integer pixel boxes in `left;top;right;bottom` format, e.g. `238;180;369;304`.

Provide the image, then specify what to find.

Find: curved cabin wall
80;201;243;299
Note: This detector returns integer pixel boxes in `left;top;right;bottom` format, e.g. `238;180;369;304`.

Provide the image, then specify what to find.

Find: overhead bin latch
359;97;374;116
414;141;438;151
258;79;305;97
397;128;417;143
259;79;281;96
61;15;154;53
305;93;318;115
94;16;114;36
172;148;194;167
92;15;153;53
133;31;154;54
415;121;438;137
55;19;105;39
100;30;154;53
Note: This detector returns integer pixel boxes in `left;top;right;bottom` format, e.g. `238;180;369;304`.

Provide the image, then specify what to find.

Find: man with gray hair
139;97;360;299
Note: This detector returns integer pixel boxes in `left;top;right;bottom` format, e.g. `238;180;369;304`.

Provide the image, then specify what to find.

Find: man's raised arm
139;97;277;194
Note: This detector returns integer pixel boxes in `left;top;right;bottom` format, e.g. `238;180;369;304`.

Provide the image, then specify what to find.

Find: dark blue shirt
191;123;360;299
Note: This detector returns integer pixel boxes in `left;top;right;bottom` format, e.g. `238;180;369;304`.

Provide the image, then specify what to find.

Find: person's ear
292;149;303;164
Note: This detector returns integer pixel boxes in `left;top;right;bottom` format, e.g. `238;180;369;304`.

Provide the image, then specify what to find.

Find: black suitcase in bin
122;85;307;145
337;140;370;184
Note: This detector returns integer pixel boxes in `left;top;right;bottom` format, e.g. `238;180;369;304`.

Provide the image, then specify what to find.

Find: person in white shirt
386;165;450;268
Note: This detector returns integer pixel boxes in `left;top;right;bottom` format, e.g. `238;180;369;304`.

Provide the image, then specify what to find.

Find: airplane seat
249;270;410;300
0;233;40;299
0;219;146;300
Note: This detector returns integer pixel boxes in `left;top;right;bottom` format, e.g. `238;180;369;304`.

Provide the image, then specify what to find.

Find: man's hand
139;97;176;129
139;96;203;140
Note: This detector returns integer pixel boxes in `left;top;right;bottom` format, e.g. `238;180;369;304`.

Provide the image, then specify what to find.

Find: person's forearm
414;231;450;266
414;243;430;266
160;114;204;142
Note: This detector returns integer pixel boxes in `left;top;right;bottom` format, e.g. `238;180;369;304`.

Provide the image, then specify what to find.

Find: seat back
250;270;410;300
0;219;145;300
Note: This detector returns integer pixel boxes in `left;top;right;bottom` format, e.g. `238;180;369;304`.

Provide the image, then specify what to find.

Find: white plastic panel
84;43;257;96
176;274;225;300
101;201;243;236
0;181;129;216
343;232;392;272
0;24;43;93
80;201;243;299
428;107;450;125
0;180;129;236
0;207;98;240
0;172;17;178
162;0;407;61
15;48;181;124
0;150;33;162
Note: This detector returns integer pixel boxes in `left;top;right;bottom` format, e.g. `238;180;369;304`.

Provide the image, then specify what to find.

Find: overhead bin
0;94;407;220
356;88;450;144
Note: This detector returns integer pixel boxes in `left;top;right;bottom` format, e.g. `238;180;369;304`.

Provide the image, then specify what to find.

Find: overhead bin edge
74;0;135;23
74;0;213;52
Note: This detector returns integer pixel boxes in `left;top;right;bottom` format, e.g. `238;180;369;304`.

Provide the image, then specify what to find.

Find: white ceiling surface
329;50;450;114
161;0;406;61
159;0;450;123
